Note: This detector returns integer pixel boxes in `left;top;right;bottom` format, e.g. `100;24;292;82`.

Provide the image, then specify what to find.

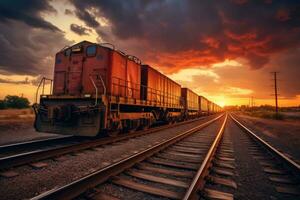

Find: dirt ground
0;109;58;145
235;112;300;165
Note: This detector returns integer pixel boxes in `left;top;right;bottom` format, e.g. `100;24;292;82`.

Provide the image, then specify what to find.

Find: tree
0;100;5;109
3;95;30;109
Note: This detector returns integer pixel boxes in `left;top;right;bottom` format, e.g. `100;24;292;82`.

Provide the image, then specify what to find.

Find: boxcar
181;88;199;118
198;96;209;115
141;64;182;121
207;100;212;115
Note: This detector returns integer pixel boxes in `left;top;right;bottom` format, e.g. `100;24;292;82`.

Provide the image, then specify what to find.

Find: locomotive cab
34;41;109;136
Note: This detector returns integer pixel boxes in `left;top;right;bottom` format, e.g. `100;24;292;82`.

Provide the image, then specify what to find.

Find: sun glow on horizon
219;101;226;107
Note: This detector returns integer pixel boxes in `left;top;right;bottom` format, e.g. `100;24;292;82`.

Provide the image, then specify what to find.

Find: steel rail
31;114;224;200
0;136;74;154
230;113;300;173
183;114;228;200
0;114;221;170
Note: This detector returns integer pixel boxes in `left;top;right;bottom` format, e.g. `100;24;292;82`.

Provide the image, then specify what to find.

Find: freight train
33;41;222;136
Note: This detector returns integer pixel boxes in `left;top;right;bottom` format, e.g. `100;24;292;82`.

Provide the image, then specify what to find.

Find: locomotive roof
142;64;181;87
59;40;141;63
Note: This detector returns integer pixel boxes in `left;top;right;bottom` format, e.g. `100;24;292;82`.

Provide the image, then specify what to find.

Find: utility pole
271;72;279;116
248;97;251;109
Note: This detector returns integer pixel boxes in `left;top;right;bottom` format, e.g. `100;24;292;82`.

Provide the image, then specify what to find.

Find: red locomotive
33;41;222;136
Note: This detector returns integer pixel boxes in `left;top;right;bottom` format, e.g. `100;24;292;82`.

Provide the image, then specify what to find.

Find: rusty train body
33;41;222;136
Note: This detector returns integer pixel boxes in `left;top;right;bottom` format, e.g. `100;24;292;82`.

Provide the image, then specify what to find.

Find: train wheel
121;119;130;133
128;120;138;133
141;118;151;130
105;120;121;137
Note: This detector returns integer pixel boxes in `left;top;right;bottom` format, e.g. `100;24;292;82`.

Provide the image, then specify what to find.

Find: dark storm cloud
0;0;70;76
0;20;70;76
71;0;300;71
267;48;300;98
72;1;100;28
0;0;60;32
72;0;223;52
70;24;91;35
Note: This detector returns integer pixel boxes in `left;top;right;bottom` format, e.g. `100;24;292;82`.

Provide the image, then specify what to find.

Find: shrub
3;95;30;109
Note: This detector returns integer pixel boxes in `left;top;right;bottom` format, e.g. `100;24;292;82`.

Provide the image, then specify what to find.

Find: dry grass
0;108;34;115
0;108;34;120
0;108;34;131
236;113;300;163
243;110;300;120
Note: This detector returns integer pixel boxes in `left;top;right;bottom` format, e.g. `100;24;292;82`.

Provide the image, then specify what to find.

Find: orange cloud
201;37;220;49
145;50;224;74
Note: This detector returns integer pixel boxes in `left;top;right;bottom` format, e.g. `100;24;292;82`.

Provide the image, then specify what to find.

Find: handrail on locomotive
89;74;106;106
35;77;53;103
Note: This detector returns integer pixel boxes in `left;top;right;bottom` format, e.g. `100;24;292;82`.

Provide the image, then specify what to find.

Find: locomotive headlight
84;94;91;98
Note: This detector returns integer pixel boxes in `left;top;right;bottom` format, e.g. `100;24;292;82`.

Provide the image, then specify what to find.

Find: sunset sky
0;0;299;107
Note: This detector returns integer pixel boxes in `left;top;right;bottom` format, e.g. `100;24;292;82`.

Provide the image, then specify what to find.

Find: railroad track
230;113;300;171
198;113;300;199
0;135;87;157
229;114;300;198
31;114;227;200
30;113;300;200
196;114;299;199
0;115;217;171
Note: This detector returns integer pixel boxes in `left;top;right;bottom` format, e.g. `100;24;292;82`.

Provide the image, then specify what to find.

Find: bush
3;95;30;109
245;110;284;120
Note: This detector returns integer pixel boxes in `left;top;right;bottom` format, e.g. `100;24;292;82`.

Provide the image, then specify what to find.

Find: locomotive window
86;45;97;57
65;49;71;56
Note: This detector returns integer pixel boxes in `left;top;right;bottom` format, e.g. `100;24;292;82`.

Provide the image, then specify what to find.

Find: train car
215;104;220;113
214;104;218;113
208;100;213;115
212;103;216;114
141;65;182;122
181;88;199;119
198;96;209;115
217;105;223;112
